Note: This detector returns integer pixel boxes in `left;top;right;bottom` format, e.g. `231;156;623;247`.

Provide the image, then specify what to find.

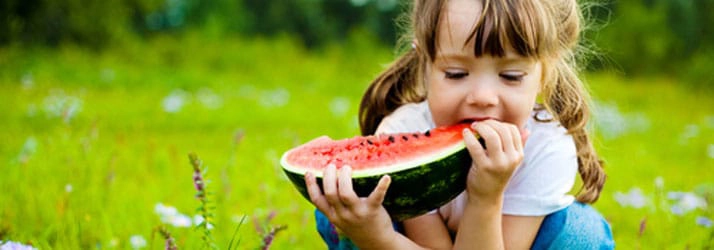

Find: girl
305;0;614;249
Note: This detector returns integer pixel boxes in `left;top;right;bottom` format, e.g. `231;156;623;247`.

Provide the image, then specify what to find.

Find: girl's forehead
437;0;483;54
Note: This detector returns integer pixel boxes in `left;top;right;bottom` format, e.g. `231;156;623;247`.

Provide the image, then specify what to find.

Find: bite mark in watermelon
280;123;475;221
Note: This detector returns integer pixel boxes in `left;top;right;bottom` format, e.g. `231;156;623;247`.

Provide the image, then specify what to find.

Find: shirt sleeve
375;102;435;134
501;120;578;216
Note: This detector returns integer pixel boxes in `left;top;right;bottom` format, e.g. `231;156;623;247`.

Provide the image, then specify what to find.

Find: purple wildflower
261;225;287;250
155;226;178;250
189;153;206;199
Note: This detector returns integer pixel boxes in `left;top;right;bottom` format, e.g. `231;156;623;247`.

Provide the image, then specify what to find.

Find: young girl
305;0;614;248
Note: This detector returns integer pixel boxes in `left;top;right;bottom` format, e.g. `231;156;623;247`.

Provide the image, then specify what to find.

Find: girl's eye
500;72;526;82
444;71;468;79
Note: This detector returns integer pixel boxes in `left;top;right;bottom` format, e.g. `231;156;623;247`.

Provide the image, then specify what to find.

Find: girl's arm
502;215;544;248
453;120;532;249
403;213;453;249
401;209;544;250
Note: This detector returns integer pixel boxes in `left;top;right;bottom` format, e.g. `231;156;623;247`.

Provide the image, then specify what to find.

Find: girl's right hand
304;164;396;246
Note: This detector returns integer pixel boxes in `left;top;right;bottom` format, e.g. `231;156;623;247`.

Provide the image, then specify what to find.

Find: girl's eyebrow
436;52;536;68
497;54;537;68
435;52;471;63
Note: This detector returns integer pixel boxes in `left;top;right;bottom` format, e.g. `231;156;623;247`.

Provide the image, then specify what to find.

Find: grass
0;31;713;249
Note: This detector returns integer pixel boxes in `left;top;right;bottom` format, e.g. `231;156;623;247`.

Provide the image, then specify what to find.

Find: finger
367;175;391;207
463;128;487;164
491;121;515;152
507;124;522;153
472;122;502;155
305;171;330;213
337;166;359;206
322;164;343;208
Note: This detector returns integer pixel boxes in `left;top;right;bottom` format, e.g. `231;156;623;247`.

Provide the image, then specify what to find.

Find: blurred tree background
1;0;712;90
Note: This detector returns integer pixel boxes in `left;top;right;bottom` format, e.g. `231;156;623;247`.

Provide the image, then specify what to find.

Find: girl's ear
411;39;419;50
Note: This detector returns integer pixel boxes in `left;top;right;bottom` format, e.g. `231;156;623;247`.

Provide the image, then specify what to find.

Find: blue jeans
315;202;614;249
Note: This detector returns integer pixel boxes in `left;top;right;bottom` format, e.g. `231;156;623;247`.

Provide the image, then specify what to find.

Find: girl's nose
465;79;499;107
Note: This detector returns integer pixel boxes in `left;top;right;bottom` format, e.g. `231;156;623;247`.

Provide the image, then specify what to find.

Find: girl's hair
359;0;606;203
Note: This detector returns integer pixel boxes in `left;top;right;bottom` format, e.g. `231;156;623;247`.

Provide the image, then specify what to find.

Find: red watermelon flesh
282;123;471;176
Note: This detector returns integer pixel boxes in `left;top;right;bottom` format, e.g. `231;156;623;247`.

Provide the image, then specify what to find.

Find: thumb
367;175;391;207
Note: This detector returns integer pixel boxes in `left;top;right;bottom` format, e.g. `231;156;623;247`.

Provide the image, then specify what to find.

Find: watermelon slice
281;123;475;221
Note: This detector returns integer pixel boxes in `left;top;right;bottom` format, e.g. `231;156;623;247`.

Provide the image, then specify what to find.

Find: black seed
412;133;419;138
367;139;373;145
388;136;395;143
401;135;409;141
424;130;431;137
360;142;364;146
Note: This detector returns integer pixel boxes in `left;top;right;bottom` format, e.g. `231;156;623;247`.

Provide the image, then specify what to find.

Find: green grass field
1;33;713;249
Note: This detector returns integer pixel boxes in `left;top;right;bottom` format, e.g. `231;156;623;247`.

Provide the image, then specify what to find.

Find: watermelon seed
412;133;419;138
401;135;409;141
367;139;373;145
388;136;395;143
425;130;431;137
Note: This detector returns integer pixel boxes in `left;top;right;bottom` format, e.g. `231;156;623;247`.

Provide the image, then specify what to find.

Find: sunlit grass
1;32;712;249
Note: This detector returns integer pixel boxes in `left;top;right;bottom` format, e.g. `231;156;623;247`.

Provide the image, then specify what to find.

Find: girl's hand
304;164;395;245
462;120;529;202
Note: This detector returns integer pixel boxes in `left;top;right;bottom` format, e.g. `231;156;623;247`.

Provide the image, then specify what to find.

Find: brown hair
359;0;606;203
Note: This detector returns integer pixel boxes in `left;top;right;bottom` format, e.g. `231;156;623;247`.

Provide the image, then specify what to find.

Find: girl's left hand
462;120;529;202
305;164;395;244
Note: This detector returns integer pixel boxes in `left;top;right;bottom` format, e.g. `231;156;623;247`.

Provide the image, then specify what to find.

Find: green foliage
591;0;714;91
0;0;401;48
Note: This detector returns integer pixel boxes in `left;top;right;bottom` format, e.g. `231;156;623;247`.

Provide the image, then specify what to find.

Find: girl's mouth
460;117;495;124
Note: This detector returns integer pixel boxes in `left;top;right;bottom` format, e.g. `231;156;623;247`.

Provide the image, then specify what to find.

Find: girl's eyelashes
444;70;468;80
499;71;527;82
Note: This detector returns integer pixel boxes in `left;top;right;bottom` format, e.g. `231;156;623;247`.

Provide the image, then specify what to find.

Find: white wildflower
162;89;190;113
667;191;707;215
42;91;83;122
614;187;648;208
154;203;193;228
654;176;664;190
696;216;712;228
0;241;37;250
193;214;214;230
129;235;147;249
259;88;290;108
196;88;223;109
678;124;699;144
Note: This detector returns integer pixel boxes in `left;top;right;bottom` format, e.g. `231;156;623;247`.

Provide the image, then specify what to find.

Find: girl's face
426;0;542;129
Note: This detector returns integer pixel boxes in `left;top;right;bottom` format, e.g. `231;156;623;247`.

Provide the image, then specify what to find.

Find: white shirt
375;101;577;230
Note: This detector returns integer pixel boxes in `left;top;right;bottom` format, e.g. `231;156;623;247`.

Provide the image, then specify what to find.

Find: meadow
1;32;713;249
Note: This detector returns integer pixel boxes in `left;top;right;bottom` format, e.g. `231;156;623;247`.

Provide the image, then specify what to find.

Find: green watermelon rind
281;146;471;221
